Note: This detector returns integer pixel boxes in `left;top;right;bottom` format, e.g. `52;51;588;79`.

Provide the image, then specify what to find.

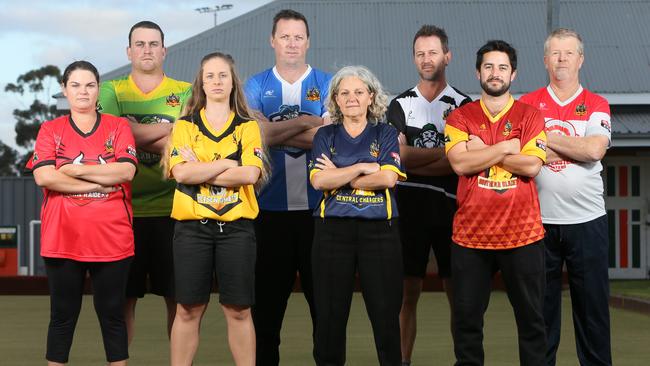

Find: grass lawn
1;292;649;365
610;280;650;301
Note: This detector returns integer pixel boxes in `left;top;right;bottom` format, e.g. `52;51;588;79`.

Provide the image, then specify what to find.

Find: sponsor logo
539;102;547;110
264;89;275;97
575;103;587;116
127;145;137;157
254;147;263;159
601;119;611;133
391;152;401;167
478;165;517;193
479;123;486;130
536;139;546;151
166;93;181;107
306;87;321;101
369;140;380;158
547;160;572;172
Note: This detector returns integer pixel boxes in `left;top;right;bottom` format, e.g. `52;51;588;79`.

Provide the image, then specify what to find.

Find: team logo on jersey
443;106;453;120
601;120;611;133
478;165;517;193
171;147;179;157
104;136;114;153
306;87;321;102
536;139;546;151
32;152;38;163
414;123;445;148
254;147;264;159
166;93;181;107
369;140;380;158
127;145;137;157
330;146;337;156
264;90;275;97
334;188;385;209
391;152;401;167
545;119;576;172
575;103;587;116
479;123;487;130
97;103;103;112
502;120;512;136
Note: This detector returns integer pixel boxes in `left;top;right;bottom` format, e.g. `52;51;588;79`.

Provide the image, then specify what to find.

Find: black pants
452;242;546;366
45;257;132;363
544;215;612;366
312;218;402;366
253;210;316;366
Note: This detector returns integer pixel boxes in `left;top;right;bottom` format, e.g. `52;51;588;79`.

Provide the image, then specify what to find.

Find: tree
0;141;19;176
3;65;63;176
5;65;63;149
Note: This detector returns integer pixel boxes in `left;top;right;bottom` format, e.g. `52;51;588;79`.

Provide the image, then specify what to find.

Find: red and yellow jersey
444;97;546;249
168;109;264;222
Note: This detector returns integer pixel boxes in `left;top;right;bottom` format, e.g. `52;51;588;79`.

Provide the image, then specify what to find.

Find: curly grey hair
326;65;389;124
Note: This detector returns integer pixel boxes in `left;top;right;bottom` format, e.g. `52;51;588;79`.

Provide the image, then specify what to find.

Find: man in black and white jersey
386;24;470;366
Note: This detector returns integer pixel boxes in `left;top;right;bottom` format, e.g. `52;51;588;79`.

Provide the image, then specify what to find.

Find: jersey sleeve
244;77;263;112
167;120;195;177
585;99;612;143
378;124;407;181
98;81;121;117
520;109;547;163
460;96;473;107
319;74;333;118
386;97;406;134
28;121;56;171
309;127;330;180
240;121;264;169
444;109;469;153
113;117;138;166
177;85;193;118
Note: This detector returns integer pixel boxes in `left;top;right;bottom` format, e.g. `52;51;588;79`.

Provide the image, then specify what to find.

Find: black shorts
127;216;175;298
173;219;256;306
397;187;454;279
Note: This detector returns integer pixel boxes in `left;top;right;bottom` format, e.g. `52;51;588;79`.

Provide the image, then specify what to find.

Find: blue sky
0;0;272;151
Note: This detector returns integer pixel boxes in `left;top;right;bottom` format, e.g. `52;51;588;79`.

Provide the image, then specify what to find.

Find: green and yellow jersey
99;74;192;217
168;109;264;222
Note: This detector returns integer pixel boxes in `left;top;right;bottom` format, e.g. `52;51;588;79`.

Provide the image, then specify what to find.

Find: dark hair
128;20;165;46
413;25;449;54
272;9;309;38
475;40;517;71
62;61;100;86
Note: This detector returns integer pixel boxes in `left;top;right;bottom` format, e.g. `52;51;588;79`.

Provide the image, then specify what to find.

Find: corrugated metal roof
613;110;650;135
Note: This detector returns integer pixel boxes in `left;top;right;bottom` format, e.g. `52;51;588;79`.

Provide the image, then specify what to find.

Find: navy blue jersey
309;123;406;219
244;66;332;211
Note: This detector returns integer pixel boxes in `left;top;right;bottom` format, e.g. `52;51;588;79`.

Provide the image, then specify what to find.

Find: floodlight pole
195;4;234;27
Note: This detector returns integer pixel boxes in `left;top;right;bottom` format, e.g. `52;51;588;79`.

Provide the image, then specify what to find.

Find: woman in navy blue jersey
309;65;406;366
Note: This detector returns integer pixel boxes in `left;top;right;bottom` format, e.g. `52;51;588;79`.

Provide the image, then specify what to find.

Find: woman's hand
179;146;199;162
359;162;380;175
315;154;337;170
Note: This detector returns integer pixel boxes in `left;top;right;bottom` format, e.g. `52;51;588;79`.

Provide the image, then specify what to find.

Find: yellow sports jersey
168;109;264;222
99;75;192;217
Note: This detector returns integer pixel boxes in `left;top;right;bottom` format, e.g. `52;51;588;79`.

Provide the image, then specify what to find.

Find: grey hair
326;65;389;124
544;28;584;55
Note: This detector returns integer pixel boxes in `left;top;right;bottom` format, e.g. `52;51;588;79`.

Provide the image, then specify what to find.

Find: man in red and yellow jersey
444;40;547;366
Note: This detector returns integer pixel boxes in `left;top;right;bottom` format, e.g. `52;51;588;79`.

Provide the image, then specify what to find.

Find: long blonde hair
162;52;270;190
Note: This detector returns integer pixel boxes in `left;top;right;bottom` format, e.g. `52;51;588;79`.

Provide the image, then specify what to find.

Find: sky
0;0;273;152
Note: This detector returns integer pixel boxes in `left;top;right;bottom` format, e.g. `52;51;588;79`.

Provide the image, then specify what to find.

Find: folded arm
58;162;136;186
447;138;520;176
349;170;398;190
206;166;261;187
33;166;117;194
547;134;609;163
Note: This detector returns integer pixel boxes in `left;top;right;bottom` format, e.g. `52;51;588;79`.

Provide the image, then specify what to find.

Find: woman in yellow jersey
164;52;266;366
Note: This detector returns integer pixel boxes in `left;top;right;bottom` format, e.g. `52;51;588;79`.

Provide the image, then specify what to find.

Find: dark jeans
253;210;316;366
544;215;612;366
452;241;546;366
45;257;132;363
312;218;403;366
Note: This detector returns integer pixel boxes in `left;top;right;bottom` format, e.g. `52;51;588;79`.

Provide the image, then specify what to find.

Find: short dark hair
475;40;517;71
128;21;165;46
272;9;309;38
62;61;100;86
412;25;449;54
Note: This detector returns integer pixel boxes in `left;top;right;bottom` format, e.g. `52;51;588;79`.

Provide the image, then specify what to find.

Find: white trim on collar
546;84;583;107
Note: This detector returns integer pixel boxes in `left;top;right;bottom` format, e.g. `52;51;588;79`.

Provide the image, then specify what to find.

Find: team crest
96;103;103;112
575;103;587;116
127;145;137;157
391;152;401;167
171;147;179;157
329;146;337;156
480;123;487;130
213;153;221;161
369;140;380;158
600;120;611;133
536;139;546;151
442;106;453;120
166;93;181;107
413;123;445;148
306;87;321;102
104;136;114;153
502;120;512;136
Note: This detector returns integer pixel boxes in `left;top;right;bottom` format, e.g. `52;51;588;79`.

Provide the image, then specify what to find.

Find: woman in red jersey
30;61;137;366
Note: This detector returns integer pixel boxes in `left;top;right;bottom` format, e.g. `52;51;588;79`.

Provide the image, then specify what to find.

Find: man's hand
466;135;487;151
501;138;520;155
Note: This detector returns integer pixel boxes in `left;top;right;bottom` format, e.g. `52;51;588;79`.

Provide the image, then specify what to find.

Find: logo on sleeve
536;139;546;151
32;152;39;163
171;147;179;157
254;147;264;159
264;90;275;98
166;93;181;107
127;145;137;157
306;87;321;101
391;152;401;167
600;120;611;133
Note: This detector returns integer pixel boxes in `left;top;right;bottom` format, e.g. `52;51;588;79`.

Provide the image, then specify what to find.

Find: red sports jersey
444;98;546;249
29;113;138;261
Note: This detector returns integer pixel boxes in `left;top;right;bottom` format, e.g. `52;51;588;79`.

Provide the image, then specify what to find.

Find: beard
480;78;510;97
418;64;444;82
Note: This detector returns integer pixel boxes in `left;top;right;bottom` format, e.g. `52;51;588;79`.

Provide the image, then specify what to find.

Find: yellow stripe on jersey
169;109;263;222
309;168;321;180
319;191;328;218
444;124;469;153
480;96;514;123
385;188;392;219
380;164;407;181
521;130;547;163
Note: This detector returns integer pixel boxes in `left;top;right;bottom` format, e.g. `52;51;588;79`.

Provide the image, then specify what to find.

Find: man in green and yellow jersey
98;20;191;345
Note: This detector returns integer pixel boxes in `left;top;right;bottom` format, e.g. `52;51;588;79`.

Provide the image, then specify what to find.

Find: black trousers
452;241;546;366
544;215;612;366
253;210;316;366
44;257;132;363
312;218;403;366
